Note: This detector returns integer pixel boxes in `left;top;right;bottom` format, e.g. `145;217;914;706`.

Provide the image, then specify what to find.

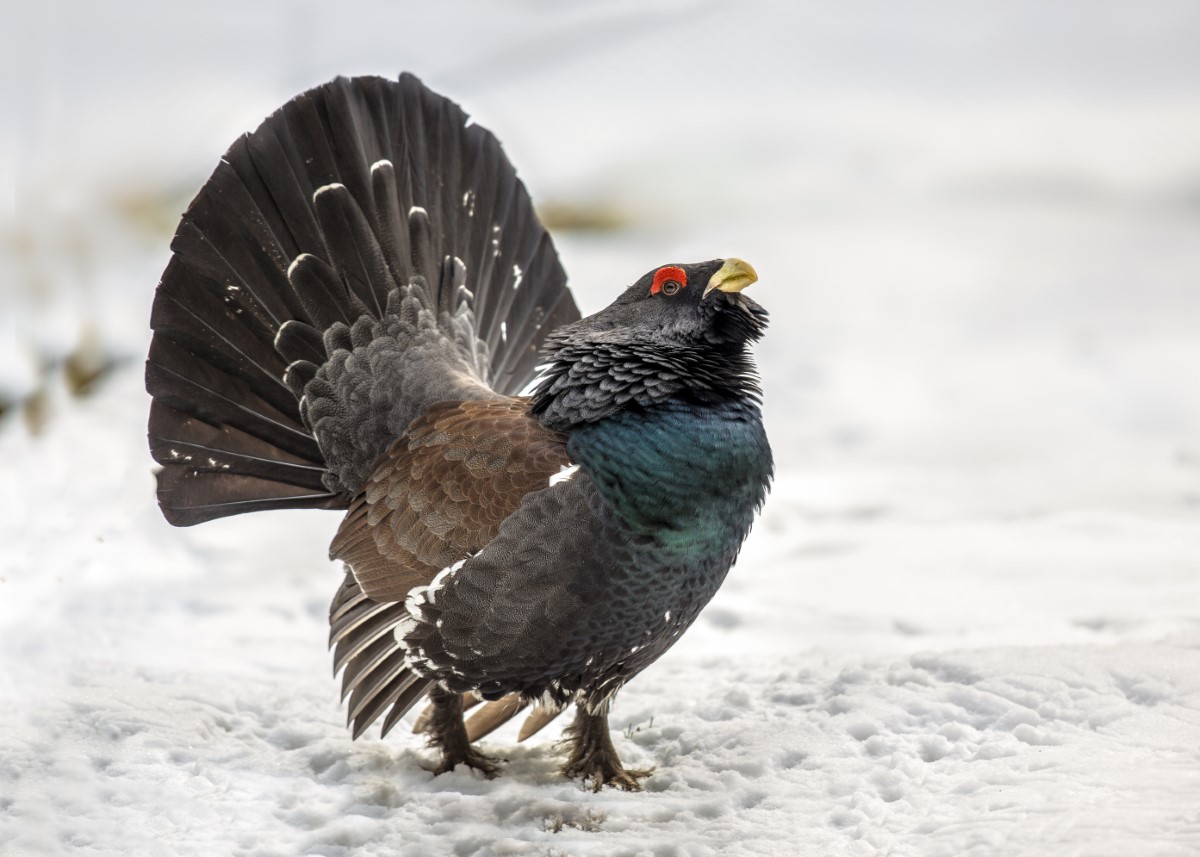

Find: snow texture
4;2;1200;855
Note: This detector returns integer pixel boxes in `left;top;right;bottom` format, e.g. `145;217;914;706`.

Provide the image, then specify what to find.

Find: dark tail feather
147;74;579;526
149;399;338;526
328;573;433;739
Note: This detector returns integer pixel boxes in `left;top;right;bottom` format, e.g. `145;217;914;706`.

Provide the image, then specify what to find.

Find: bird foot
427;745;503;779
423;687;503;778
563;755;653;792
561;706;654;791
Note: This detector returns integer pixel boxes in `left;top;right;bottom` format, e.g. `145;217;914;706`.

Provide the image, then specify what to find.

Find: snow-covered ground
4;2;1200;855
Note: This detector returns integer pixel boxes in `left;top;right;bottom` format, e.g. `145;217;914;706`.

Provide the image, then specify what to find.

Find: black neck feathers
530;338;764;433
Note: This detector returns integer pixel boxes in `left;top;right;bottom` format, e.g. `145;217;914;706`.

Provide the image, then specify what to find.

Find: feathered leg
561;706;652;791
425;687;502;777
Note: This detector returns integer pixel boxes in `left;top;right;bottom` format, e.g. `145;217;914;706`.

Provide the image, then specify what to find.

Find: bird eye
650;266;688;296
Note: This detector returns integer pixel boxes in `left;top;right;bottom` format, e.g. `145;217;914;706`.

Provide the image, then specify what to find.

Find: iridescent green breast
567;400;772;560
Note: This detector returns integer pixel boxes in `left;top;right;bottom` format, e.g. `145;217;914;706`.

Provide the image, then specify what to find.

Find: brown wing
328;397;571;602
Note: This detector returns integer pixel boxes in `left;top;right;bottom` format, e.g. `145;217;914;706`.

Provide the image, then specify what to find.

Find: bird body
147;74;771;789
405;398;771;708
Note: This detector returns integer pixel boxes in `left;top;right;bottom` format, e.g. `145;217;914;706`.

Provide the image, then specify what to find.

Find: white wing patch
549;463;580;487
396;554;473;644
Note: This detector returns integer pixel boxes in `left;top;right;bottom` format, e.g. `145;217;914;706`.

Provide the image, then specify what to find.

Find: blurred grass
11;341;125;436
2;183;190;433
536;199;633;233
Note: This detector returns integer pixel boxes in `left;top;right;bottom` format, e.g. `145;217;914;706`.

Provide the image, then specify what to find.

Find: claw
560;706;653;791
564;757;653;792
427;745;503;779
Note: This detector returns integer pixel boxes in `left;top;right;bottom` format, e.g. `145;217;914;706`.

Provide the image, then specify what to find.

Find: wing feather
329;398;570;602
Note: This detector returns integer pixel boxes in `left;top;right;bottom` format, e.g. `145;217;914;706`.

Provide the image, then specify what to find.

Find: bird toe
427;745;504;779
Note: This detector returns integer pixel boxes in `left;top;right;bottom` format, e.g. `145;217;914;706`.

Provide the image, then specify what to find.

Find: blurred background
2;0;1199;643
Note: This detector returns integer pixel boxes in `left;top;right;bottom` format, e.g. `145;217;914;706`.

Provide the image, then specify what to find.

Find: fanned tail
147;74;580;526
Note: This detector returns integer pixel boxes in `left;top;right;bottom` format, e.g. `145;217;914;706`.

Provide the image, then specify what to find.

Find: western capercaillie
146;74;772;790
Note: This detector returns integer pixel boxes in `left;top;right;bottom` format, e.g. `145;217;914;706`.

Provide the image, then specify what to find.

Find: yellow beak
703;257;758;298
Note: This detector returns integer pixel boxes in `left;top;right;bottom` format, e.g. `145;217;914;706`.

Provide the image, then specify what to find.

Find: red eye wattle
650;266;687;296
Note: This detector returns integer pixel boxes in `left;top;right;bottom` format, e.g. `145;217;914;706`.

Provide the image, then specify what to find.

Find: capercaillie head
530;258;769;433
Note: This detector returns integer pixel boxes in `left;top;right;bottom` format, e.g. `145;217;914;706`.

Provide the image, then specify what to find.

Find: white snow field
4;2;1200;855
